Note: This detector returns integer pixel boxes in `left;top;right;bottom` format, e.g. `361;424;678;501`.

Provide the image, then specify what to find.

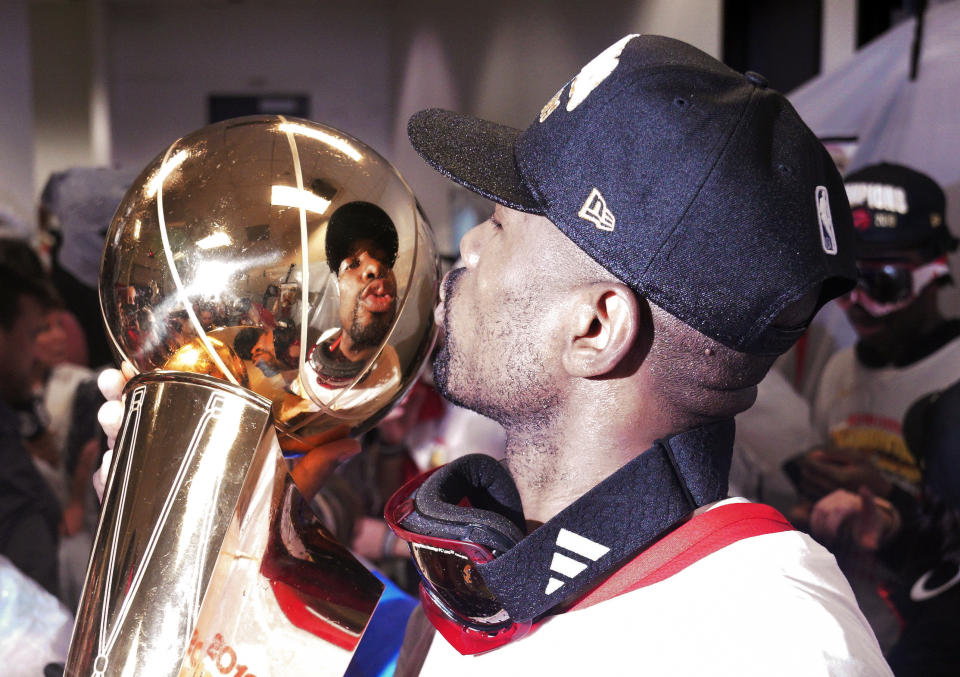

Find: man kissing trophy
64;115;439;676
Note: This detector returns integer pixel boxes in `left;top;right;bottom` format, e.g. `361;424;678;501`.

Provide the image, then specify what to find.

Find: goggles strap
476;418;733;622
911;257;950;295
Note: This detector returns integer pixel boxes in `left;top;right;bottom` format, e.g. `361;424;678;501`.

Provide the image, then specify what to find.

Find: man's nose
459;222;488;269
361;255;384;280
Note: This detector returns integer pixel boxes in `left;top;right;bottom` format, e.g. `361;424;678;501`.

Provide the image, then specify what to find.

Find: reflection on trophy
284;202;403;425
65;116;439;676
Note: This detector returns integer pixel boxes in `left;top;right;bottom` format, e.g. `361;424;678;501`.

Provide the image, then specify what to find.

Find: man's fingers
121;361;137;381
799;460;844;496
855;486;882;550
93;367;125;502
824;446;870;463
93;449;114;502
823;502;854;540
793;448;853;497
98;368;127;402
98;400;125;447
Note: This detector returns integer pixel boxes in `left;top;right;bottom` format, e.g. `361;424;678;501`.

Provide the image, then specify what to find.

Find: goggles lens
856;263;913;304
409;543;508;623
385;470;512;629
855;257;950;305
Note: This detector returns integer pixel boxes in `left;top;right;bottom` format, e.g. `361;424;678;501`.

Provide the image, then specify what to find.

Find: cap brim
407;109;542;214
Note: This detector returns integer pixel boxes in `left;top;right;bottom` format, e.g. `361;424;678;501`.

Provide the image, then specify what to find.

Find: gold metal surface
178;437;380;675
163;336;250;388
65;372;382;676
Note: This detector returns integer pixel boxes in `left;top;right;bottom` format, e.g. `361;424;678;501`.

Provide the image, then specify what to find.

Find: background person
797;164;959;503
0;240;62;596
788;163;960;651
38;167;135;369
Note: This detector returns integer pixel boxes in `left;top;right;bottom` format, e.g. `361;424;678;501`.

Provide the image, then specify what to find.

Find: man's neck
336;331;376;363
503;404;668;527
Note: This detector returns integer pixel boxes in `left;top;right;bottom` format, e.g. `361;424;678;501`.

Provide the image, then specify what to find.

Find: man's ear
561;282;641;378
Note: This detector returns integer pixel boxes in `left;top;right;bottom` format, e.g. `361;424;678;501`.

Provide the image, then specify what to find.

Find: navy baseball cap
844;162;958;260
325;201;399;274
408;34;857;355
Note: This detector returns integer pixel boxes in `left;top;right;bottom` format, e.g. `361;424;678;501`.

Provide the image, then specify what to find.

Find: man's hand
93;366;133;501
792;446;893;500
810;487;900;551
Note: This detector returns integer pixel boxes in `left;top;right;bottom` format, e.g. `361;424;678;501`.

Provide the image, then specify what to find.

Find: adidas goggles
385;421;733;655
384;458;533;654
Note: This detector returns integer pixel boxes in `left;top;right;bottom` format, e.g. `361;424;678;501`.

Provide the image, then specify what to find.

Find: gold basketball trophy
65;116;439;676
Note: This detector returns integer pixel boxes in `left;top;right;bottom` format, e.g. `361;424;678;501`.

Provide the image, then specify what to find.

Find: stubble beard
433;268;560;433
348;300;395;350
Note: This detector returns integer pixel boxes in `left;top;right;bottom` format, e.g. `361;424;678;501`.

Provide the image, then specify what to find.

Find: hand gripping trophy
65;116;439;676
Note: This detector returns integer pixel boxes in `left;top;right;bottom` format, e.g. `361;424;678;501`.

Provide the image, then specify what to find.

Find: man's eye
490;218;503;231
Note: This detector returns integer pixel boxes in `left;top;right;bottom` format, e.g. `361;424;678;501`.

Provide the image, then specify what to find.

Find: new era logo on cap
544;528;609;595
579;188;616;231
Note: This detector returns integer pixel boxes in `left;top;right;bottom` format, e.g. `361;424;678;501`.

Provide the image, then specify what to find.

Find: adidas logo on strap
544;528;610;595
578;188;616;231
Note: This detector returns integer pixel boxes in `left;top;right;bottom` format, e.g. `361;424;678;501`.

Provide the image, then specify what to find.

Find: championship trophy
65;116;439;676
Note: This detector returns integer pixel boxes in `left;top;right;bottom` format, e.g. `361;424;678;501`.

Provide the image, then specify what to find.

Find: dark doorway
208;95;310;124
723;0;823;93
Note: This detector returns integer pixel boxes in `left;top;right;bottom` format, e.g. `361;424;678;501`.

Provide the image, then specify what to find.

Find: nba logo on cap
816;186;837;255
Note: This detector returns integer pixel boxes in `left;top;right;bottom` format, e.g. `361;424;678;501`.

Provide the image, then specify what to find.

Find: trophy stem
65;371;383;676
65;372;273;677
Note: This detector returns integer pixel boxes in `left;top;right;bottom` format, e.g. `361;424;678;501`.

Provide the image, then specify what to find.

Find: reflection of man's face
199;309;215;330
252;331;276;362
337;238;397;352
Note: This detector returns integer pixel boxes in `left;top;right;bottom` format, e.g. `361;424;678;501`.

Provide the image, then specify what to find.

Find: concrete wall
27;0;881;252
30;0;96;201
106;1;394;171
821;0;857;75
0;0;36;236
386;0;723;252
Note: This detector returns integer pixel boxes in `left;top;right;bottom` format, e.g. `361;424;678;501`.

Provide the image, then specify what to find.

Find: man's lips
435;272;449;325
435;267;465;326
361;279;395;312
